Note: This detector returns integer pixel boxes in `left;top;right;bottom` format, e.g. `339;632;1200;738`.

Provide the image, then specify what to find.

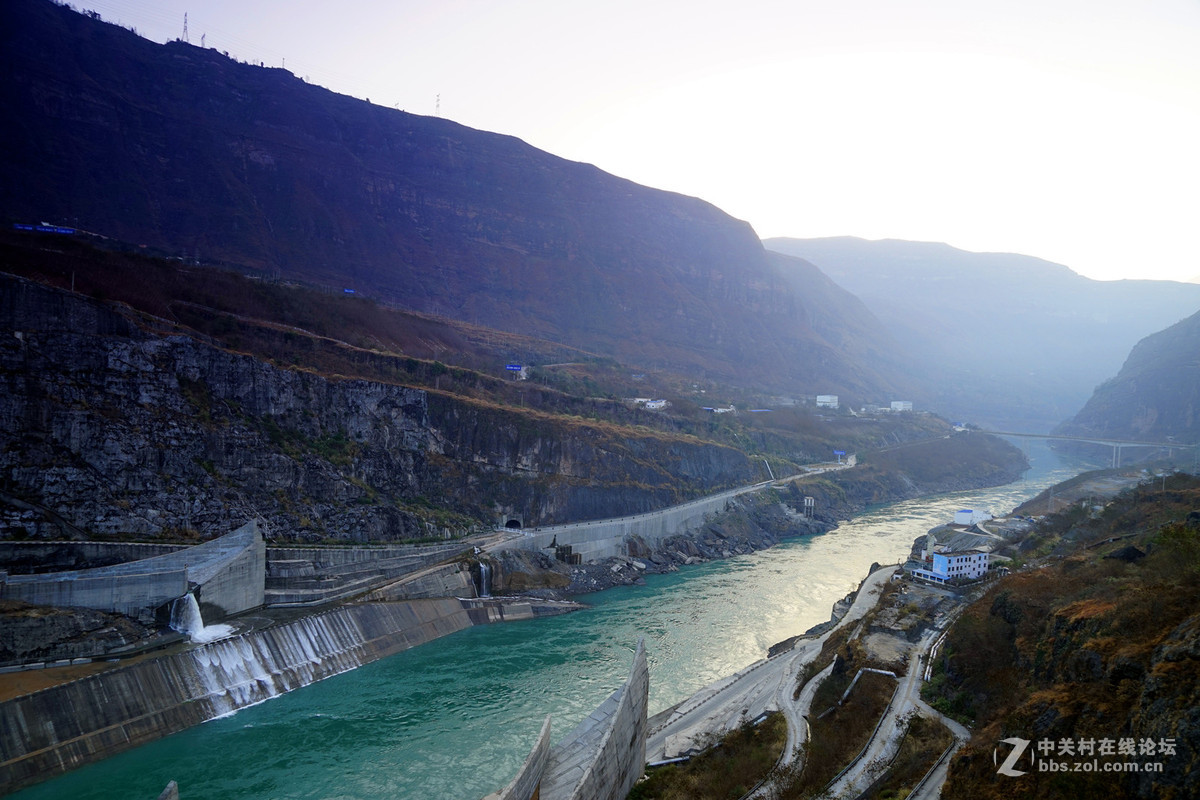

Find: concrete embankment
0;598;475;795
489;639;649;800
492;485;768;563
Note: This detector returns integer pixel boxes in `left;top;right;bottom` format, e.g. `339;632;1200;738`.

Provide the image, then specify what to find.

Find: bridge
986;430;1198;468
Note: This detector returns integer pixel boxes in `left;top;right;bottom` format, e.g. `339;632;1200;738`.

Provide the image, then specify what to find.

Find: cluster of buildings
906;509;1008;586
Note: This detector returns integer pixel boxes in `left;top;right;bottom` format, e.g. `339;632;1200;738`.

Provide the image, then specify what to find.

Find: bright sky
77;0;1200;283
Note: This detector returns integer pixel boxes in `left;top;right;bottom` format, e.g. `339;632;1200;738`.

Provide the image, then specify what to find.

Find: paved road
819;608;973;800
642;564;980;800
479;460;855;554
644;565;896;767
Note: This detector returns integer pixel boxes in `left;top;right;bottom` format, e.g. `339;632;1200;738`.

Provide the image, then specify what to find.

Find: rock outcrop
0;274;755;543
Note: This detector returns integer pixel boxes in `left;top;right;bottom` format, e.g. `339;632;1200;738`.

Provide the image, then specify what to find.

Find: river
11;440;1086;800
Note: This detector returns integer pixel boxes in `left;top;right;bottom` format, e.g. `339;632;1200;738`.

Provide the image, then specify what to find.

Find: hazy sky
79;0;1200;283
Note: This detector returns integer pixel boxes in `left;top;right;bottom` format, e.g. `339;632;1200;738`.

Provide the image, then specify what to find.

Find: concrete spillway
0;598;475;795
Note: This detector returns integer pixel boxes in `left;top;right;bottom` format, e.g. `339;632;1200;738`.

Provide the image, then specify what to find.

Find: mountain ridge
764;236;1200;429
1;0;910;403
1054;308;1200;448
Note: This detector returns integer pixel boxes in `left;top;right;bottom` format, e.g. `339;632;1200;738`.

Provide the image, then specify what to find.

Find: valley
1;3;1197;799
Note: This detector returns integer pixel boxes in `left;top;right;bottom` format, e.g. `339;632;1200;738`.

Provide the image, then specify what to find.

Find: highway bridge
986;430;1197;468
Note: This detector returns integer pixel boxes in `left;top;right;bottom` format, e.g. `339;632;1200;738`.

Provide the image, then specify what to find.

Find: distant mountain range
765;237;1200;430
0;0;913;403
1054;307;1200;448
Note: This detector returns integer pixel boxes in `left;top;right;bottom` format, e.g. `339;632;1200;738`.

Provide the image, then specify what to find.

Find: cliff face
781;432;1029;523
0;275;754;542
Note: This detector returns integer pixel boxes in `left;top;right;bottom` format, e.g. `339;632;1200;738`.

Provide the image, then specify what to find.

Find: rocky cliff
1054;307;1200;453
0;274;755;543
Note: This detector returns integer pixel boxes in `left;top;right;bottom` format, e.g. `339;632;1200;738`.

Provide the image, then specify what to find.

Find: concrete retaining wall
0;567;188;621
367;561;477;601
0;597;474;796
539;639;649;800
264;542;467;605
497;487;762;562
0;522;265;622
483;716;552;800
0;541;187;571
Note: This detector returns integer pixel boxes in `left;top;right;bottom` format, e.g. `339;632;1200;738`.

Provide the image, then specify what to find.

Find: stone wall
0;597;474;796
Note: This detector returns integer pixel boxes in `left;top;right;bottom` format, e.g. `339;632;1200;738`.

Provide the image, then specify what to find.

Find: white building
890;400;913;412
909;549;990;585
816;395;839;409
953;509;992;526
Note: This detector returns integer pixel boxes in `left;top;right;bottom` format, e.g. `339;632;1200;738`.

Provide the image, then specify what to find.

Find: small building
816;395;839;409
890;400;913;412
954;509;992;526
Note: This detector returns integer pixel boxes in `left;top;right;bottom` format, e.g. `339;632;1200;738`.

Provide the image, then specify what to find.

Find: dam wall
0;541;186;572
499;639;648;800
0;522;265;622
484;716;552;800
497;486;762;562
0;597;473;796
367;561;477;601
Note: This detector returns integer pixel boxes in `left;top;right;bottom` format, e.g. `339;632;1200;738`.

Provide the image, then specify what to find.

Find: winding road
643;564;973;799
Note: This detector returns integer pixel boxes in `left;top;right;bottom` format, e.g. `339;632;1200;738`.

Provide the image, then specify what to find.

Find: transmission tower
436;94;441;117
181;12;189;43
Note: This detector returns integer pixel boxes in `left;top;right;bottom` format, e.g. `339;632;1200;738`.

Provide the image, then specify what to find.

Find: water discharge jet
169;593;234;644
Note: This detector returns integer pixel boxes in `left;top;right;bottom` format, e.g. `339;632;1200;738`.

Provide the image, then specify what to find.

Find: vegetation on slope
630;712;787;800
923;472;1200;799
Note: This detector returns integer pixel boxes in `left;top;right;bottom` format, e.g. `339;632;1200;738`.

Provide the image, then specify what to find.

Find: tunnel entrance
504;519;522;530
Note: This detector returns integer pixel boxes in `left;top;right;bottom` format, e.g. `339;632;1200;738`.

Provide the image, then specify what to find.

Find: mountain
764;237;1200;430
0;0;908;403
1053;308;1200;449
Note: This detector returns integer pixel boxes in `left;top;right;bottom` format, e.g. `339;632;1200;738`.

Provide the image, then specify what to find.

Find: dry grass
859;714;955;800
779;670;896;798
630;712;787;800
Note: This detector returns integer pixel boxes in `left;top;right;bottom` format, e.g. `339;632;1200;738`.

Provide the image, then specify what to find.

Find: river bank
6;436;1047;799
487;431;1030;599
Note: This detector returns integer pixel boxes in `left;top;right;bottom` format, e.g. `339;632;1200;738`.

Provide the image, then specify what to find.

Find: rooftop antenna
181;12;189;43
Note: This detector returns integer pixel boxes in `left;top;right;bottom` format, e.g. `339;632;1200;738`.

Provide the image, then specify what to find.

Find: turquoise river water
13;440;1087;800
